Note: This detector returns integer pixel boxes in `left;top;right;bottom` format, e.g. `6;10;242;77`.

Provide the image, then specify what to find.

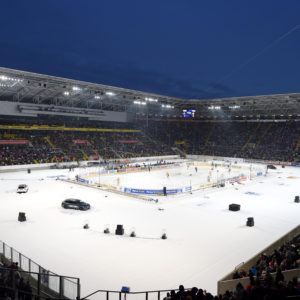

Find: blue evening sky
0;0;300;99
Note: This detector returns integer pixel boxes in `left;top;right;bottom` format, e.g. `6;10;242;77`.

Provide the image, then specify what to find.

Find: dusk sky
0;0;300;99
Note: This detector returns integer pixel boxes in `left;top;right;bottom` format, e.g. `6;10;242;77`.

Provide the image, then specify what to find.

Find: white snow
0;163;299;299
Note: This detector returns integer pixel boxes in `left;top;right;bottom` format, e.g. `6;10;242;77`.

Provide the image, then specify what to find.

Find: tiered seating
1;118;299;166
0;121;174;165
140;120;300;162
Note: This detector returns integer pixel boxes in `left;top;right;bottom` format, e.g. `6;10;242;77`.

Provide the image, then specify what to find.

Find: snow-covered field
0;162;299;299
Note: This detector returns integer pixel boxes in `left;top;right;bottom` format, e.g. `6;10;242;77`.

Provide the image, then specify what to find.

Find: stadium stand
138;120;300;162
0;119;175;165
0;119;299;165
1;67;300;300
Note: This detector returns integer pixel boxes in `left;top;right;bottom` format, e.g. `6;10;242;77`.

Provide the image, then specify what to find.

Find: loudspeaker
27;169;31;174
246;217;254;227
115;224;124;235
163;186;167;196
18;212;26;222
229;204;240;211
295;196;299;203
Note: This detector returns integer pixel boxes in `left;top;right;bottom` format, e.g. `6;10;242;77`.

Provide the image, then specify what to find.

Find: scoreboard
182;109;196;118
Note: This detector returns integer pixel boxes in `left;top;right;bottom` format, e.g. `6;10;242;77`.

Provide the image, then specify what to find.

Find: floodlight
162;104;174;109
134;101;146;105
145;97;158;102
106;91;115;96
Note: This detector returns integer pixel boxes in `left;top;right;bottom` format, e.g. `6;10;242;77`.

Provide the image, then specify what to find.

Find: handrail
0;241;80;299
80;287;192;300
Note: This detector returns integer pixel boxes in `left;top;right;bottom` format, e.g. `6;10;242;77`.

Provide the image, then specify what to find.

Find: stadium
0;66;299;300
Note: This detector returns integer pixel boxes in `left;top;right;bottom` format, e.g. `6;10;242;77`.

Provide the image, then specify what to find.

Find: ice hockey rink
77;160;266;193
0;161;299;299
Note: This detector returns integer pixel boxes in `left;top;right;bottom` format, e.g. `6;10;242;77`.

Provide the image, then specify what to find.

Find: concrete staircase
203;123;215;154
44;136;55;149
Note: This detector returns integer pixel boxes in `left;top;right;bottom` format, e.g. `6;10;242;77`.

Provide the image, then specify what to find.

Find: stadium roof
0;66;299;121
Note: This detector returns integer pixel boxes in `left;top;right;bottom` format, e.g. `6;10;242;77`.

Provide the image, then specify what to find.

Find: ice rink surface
81;163;251;189
0;163;299;298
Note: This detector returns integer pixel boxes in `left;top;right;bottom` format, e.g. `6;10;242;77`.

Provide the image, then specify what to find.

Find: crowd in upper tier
0;121;173;166
0;118;299;166
139;120;300;162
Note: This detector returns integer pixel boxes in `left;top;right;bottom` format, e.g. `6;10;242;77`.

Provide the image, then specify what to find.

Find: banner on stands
124;187;182;195
119;139;140;143
0;140;29;145
73;140;88;144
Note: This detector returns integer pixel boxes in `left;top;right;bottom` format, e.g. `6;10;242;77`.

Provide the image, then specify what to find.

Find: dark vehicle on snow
61;199;90;210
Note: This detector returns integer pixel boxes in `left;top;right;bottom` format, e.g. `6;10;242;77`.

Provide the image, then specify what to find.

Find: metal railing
80;288;191;300
0;267;79;300
0;240;80;299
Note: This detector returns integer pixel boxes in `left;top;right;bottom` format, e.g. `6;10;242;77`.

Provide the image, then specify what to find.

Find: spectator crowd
0;118;299;166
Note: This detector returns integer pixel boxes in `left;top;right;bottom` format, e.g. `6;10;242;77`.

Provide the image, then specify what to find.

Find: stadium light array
162;104;174;109
0;83;12;88
106;91;115;96
134;100;146;105
94;95;101;99
145;97;158;102
0;75;23;82
72;86;81;91
208;106;221;110
229;105;240;109
63;91;70;96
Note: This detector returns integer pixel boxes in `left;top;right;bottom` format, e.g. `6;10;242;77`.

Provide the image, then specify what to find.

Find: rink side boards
78;160;266;196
